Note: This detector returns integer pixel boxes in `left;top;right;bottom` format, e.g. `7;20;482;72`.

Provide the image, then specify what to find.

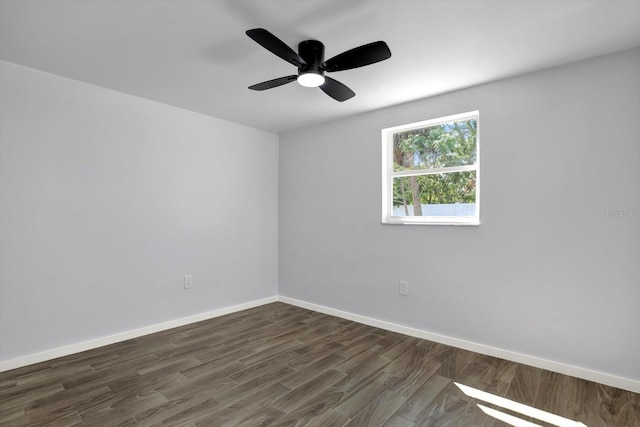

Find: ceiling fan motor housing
298;40;325;76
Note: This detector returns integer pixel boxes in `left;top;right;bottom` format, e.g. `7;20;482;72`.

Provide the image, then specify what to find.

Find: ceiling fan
246;28;391;102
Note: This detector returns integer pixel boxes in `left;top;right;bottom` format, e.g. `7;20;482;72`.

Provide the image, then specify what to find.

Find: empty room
1;0;639;426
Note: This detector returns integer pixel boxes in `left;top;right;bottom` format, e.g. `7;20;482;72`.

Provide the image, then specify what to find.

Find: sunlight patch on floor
455;382;587;427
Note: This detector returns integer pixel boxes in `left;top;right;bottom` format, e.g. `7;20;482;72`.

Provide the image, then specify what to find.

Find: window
382;111;479;225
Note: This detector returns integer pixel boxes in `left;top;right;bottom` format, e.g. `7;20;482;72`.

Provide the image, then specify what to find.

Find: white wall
279;48;640;382
0;61;279;362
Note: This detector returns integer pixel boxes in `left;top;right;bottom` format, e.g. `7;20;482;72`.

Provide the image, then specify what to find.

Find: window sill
382;217;480;226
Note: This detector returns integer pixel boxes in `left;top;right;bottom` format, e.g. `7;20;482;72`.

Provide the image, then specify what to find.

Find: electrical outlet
399;280;409;296
184;275;193;289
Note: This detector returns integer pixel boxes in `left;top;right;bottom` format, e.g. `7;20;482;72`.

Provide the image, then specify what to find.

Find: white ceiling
1;0;639;133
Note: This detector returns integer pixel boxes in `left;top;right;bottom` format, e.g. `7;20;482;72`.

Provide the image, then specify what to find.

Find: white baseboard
0;296;278;372
3;294;638;394
278;296;640;394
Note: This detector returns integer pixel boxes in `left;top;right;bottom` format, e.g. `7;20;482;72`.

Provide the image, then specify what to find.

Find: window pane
392;119;477;171
392;171;476;217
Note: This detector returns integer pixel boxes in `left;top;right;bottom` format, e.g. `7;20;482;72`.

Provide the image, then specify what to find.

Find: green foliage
392;119;477;211
392;172;476;207
393;119;477;170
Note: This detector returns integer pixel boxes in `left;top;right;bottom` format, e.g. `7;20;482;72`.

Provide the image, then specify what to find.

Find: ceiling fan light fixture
297;72;325;87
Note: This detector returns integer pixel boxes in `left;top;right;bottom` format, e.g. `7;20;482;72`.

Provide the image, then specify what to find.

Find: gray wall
0;61;279;361
279;48;640;381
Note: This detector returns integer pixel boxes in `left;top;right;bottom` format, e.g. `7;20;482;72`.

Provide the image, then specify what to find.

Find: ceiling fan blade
320;76;355;102
246;28;307;67
249;75;298;91
249;75;297;91
323;41;391;72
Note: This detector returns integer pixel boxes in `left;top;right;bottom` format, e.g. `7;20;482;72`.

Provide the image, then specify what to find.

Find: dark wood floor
1;302;638;427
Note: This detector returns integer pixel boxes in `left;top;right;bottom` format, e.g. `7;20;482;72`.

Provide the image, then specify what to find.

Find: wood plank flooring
1;302;638;426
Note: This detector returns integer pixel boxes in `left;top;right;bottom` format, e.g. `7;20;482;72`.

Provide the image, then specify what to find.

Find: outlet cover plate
399;280;409;296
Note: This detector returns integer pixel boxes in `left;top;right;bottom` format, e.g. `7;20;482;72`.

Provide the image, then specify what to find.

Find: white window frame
381;111;480;225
